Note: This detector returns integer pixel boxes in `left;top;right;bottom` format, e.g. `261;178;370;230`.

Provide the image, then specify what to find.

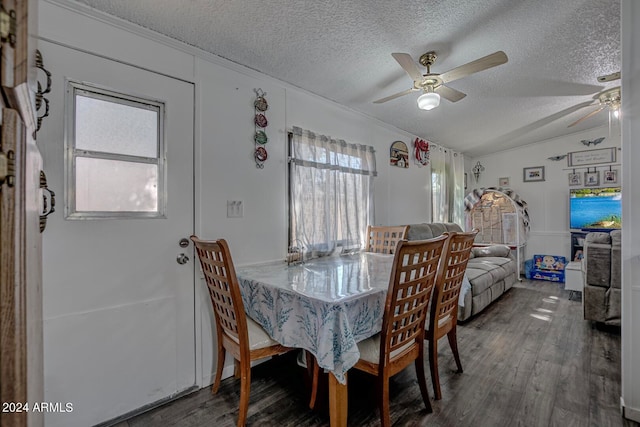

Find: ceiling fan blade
391;53;423;81
440;51;508;84
373;88;418;104
435;85;466;102
568;105;605;127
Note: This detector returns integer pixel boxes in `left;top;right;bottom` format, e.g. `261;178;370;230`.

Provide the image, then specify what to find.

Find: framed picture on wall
499;177;510;187
523;166;545;182
603;169;618;184
584;170;600;186
568;172;581;186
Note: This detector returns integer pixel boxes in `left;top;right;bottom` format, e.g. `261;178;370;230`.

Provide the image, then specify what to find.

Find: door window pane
75;158;158;212
66;82;165;219
75;93;159;158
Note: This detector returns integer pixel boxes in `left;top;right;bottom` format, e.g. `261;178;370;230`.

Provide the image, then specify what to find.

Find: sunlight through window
530;313;552;322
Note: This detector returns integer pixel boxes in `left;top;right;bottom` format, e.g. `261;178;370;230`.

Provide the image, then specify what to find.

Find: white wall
621;0;640;421
194;63;434;267
38;1;435;425
466;125;621;260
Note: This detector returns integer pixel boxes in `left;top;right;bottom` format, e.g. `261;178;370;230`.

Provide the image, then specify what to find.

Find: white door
38;41;196;427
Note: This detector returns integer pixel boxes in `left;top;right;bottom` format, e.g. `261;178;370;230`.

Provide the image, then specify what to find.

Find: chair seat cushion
229;317;281;350
356;334;414;364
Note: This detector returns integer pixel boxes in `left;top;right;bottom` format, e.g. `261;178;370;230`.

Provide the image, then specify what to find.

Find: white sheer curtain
431;144;465;226
289;127;376;258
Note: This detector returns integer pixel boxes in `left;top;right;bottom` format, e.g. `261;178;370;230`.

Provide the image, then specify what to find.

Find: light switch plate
227;200;243;218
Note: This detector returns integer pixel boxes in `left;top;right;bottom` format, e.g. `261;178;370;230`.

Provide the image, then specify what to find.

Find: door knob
176;253;189;265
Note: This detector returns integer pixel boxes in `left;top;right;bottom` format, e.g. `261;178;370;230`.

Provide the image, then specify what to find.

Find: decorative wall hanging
547;154;567;161
523;166;545;182
253;88;269;168
580;137;605;147
413;138;430;166
499;177;510;187
567;147;616;167
390;141;409;168
603;168;618;184
472;161;484;182
584;169;600;187
568;171;582;186
35;49;52;133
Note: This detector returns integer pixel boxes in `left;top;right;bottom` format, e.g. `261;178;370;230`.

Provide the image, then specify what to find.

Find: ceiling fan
373;50;508;110
568;84;621;128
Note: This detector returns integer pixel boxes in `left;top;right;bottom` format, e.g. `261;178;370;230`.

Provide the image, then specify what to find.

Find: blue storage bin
524;259;534;280
529;254;566;283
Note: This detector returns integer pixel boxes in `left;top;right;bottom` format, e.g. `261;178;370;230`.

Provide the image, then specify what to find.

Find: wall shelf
562;163;620;171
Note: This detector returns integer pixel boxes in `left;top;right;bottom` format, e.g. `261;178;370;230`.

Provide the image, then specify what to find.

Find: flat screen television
569;187;622;230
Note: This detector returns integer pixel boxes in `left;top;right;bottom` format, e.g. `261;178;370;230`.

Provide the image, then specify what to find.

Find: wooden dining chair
425;230;478;400
353;235;448;427
366;225;409;254
190;236;291;427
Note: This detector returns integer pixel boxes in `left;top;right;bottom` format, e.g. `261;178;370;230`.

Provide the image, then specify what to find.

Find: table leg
328;371;347;427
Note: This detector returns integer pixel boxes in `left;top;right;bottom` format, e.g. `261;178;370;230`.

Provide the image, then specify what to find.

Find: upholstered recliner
582;230;621;325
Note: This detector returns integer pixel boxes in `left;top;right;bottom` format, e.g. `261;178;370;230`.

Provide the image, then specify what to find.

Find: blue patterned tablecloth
236;253;394;384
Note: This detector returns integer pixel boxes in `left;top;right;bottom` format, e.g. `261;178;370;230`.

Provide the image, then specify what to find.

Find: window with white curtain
288;127;377;258
431;145;465;226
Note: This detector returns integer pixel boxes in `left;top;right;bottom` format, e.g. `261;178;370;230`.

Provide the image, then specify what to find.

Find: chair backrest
379;235;448;364
190;236;248;345
366;225;409;254
430;230;478;332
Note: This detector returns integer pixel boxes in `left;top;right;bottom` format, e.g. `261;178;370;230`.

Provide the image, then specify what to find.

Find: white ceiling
74;0;620;157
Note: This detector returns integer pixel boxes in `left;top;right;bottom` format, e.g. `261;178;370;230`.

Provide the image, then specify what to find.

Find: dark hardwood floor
114;279;636;427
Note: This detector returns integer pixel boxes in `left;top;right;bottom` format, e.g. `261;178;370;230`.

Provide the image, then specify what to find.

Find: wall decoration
584;170;600;187
547;154;567;161
568;172;582;186
464;173;468;190
499;177;510;187
567;147;616;167
390;141;409;168
580;137;605;147
523;166;545;182
473;161;485;182
603;169;618;184
253;88;269;168
35;49;52;133
413;138;430;166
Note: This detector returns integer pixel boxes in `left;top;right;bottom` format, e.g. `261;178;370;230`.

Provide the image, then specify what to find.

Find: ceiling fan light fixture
417;91;440;110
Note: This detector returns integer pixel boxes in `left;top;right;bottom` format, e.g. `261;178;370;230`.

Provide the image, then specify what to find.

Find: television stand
570;231;588;262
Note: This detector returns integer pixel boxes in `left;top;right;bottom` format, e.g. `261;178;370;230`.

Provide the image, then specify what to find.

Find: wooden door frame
1;0;43;426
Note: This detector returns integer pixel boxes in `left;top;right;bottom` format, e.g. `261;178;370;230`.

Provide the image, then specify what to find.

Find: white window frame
64;81;166;219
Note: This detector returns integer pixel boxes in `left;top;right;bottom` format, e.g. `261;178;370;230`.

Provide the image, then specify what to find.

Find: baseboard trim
621;397;640;422
95;385;199;427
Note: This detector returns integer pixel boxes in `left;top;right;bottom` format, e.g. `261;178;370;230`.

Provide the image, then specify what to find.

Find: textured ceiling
74;0;620;157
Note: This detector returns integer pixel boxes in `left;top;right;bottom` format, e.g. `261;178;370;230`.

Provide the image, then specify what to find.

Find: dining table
235;251;396;427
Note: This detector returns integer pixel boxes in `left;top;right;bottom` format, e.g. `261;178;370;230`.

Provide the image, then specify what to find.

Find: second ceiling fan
374;50;509;110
